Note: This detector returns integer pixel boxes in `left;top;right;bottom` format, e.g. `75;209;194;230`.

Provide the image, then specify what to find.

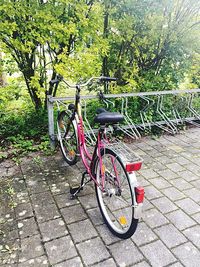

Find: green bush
0;107;51;160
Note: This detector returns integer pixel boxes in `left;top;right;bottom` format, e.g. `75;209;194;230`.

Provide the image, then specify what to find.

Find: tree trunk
102;10;109;94
22;70;43;110
0;51;6;86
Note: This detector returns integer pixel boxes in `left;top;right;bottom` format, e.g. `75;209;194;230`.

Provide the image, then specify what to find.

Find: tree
0;0;105;109
103;0;200;91
0;0;200;108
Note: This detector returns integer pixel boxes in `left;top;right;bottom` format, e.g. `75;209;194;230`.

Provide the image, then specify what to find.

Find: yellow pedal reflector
119;216;127;225
69;150;75;156
101;164;105;175
59;122;64;129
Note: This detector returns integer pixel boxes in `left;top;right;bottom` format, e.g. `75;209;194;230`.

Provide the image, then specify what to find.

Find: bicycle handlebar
49;76;117;88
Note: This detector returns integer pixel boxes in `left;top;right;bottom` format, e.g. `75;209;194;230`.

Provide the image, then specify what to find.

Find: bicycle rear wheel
93;148;138;239
57;111;79;165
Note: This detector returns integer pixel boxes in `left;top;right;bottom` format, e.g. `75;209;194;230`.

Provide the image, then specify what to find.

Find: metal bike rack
47;88;200;148
155;95;178;135
184;93;200;128
138;95;154;131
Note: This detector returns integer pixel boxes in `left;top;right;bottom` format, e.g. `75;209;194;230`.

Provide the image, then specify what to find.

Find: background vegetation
0;0;200;160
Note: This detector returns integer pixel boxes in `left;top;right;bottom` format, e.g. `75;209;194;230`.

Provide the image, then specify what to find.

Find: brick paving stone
137;176;150;187
175;198;200;215
31;191;55;206
144;185;163;200
172;242;200;267
45;236;77;265
61;204;87;224
157;169;178;180
161;187;185;201
183;225;200;249
15;192;29;205
34;203;60;222
92;258;117;267
18;256;48;267
173;156;191;165
78;194;98;210
178;170;199;182
143;208;169;228
86;208;104;226
131;222;157;246
18;217;38;238
166;210;196;230
109;239;143;266
184;163;200;176
15;202;34;220
166;163;186;173
68;219;98;243
54;193;79;208
0;264;18;267
161;150;178;159
140;240;176;267
39;218;68;242
192;212;200;224
54;257;83;267
19;235;44;263
183;188;200;203
191;180;200;190
133;261;151;267
96;224;121;245
139;169;158;179
26;180;49;194
151;161;168;172
2;228;19;242
49;181;69;195
176;150;192;159
12;179;26;193
169;263;184;267
150;177;171;189
155;155;173;164
154;224;187;248
167;144;185;153
146;150;163;159
170;178;193;191
77;237;110;266
151;196;178;214
143;199;154;211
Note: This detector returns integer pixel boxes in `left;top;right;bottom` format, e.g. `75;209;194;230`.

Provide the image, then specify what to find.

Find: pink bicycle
51;76;144;239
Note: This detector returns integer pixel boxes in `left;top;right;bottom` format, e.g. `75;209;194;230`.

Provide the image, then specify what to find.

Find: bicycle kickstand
70;171;90;199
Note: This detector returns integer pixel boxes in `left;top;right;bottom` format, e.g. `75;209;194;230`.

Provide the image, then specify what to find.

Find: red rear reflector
126;162;142;172
135;186;144;203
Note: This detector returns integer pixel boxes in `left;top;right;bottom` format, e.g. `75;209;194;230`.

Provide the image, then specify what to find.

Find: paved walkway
0;128;200;267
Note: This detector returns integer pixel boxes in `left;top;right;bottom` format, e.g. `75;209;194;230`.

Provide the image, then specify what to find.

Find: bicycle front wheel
57;111;79;165
93;148;138;239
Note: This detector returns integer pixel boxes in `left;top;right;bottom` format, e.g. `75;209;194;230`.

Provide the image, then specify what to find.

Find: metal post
47;95;56;149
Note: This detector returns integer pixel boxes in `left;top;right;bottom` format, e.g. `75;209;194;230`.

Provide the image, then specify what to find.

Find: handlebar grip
49;79;59;85
49;75;63;85
100;76;117;82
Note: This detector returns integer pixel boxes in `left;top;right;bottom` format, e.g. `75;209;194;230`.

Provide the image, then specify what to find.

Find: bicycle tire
57;111;79;165
93;148;138;239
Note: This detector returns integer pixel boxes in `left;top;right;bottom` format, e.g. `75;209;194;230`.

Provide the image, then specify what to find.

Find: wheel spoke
95;148;138;238
57;111;78;165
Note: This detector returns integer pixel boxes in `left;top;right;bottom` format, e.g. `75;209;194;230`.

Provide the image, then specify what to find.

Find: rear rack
104;139;143;167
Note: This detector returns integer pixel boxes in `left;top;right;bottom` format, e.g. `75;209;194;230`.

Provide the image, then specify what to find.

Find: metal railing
47;88;200;148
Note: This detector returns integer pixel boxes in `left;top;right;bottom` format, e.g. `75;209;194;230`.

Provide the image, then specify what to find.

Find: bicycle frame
70;85;119;192
54;76;144;237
